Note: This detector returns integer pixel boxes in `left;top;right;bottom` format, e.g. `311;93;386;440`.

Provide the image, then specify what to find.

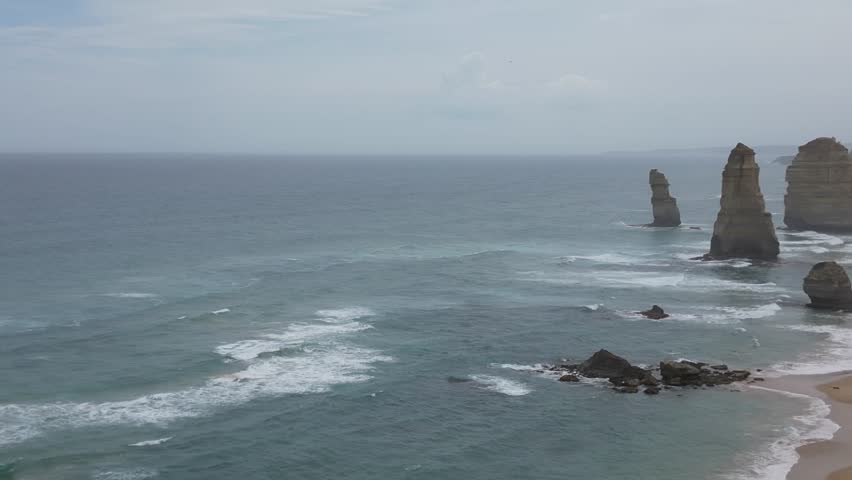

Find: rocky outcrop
638;305;669;320
542;351;753;395
803;261;852;310
648;169;681;227
707;143;780;260
784;137;852;231
577;350;646;379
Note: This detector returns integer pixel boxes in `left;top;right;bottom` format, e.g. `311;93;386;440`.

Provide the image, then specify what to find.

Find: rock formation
803;261;852;310
638;305;669;320
541;351;753;395
577;350;645;379
707;143;780;260
648;169;681;227
784;137;852;231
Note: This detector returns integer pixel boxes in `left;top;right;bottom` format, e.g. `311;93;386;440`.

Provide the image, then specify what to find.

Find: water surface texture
1;154;849;479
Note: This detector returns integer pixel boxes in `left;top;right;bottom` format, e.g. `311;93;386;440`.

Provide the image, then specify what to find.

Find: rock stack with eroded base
785;137;852;231
803;261;852;310
707;143;779;260
648;169;681;227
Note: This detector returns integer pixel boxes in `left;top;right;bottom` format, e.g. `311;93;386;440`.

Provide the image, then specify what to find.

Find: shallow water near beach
1;153;851;479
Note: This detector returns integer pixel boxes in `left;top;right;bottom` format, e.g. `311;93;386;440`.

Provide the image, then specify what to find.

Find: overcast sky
0;0;849;154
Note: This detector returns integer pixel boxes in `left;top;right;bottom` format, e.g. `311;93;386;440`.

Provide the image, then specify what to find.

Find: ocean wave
129;437;173;447
770;323;852;375
315;307;375;323
672;254;752;268
723;387;838;480
618;303;782;325
582;304;603;312
558;253;670;267
523;270;782;294
211;308;231;315
779;231;844;246
469;375;531;396
102;293;160;299
94;468;158;480
0;307;389;447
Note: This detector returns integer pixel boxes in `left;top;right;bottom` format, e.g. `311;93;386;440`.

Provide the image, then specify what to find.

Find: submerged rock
648;169;682;227
803;261;852;310
638;305;669;320
784;137;852;231
707;143;780;260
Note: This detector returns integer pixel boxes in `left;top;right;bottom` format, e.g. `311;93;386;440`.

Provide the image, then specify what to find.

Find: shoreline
761;371;852;480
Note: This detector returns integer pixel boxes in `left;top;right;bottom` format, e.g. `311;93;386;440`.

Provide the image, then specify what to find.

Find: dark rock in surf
559;374;580;383
578;350;647;380
638;305;669;320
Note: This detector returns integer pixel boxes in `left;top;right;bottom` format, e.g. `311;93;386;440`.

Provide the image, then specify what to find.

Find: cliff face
648;169;681;227
708;143;780;260
784;137;852;231
803;261;852;310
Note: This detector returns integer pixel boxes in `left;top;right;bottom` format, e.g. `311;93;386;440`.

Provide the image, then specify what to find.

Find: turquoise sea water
0;154;850;479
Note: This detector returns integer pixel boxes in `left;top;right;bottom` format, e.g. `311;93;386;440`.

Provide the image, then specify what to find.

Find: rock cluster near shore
804;261;852;310
544;350;752;395
785;137;852;232
706;143;780;260
648;169;681;227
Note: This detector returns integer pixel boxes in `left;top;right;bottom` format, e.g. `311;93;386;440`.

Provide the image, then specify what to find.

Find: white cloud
86;0;389;23
0;0;390;52
441;52;603;102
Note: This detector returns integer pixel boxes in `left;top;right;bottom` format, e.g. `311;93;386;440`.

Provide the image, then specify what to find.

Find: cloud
0;0;390;52
439;52;604;110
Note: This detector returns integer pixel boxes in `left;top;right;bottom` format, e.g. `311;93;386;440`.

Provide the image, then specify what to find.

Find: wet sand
763;373;852;480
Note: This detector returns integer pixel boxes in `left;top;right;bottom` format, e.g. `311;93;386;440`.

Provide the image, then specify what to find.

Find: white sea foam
779;231;844;246
621;303;782;325
582;304;603;311
315;307;375;323
770;323;852;375
0;307;389;447
492;363;545;372
723;387;838;480
560;253;670;267
93;468;158;480
129;437;173;447
103;293;159;299
469;375;531;396
211;308;230;315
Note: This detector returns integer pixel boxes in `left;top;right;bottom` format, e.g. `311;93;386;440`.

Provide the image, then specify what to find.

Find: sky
0;0;850;154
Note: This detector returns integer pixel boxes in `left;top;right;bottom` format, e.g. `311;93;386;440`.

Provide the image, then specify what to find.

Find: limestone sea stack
648;169;681;227
803;261;852;310
784;137;852;231
707;143;780;260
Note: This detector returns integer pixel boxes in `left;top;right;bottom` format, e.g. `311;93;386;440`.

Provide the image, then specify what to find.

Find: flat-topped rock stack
706;143;780;260
803;261;852;310
648;169;681;227
785;137;852;231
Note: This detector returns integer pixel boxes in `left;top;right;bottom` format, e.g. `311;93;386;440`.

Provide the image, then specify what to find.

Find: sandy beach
763;373;852;480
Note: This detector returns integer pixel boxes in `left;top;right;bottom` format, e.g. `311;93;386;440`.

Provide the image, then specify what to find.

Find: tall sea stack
707;143;780;260
648;169;681;227
784;137;852;231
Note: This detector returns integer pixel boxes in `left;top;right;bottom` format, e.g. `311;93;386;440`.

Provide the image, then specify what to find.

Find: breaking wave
0;308;389;447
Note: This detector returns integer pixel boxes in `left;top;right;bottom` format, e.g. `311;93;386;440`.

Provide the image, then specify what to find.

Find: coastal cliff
707;143;780;260
648;169;681;227
785;137;852;231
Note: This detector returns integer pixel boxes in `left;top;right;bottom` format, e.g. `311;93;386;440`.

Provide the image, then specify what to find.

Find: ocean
0;153;849;480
